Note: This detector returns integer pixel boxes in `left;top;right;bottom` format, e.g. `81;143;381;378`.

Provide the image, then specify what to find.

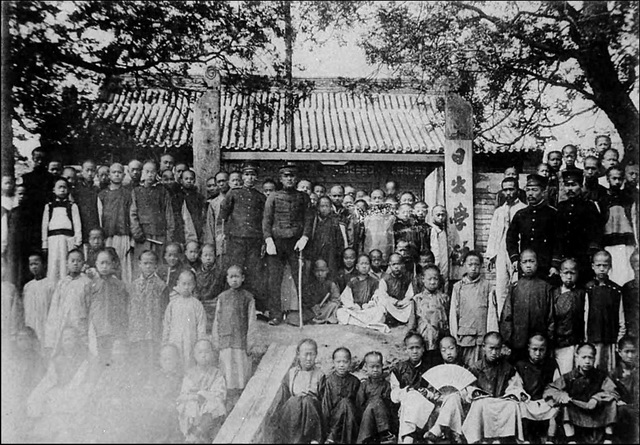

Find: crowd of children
0;137;638;444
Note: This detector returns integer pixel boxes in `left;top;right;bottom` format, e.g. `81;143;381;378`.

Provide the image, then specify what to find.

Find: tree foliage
357;1;639;161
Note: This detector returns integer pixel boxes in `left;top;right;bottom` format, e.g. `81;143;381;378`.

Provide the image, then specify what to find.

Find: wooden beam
221;151;445;163
214;343;297;444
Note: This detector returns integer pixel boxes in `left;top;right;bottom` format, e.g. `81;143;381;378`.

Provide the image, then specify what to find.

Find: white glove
294;236;309;252
265;238;277;255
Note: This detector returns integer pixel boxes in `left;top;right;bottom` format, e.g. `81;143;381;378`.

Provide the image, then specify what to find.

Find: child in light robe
611;336;638;444
22;253;54;351
544;342;619;445
450;251;499;367
41;178;82;283
390;332;440;443
461;332;526;444
301;259;340;325
552;258;585;374
356;351;396;444
409;265;449;352
128;250;167;370
514;335;561;444
322;347;360;444
336;254;384;331
177;339;227;443
1;257;22;346
500;249;554;364
211;265;257;406
274;338;326;444
44;249;90;356
585;250;625;373
163;269;207;368
87;249;129;365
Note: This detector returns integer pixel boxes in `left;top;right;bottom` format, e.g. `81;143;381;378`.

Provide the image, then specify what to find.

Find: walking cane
298;249;304;329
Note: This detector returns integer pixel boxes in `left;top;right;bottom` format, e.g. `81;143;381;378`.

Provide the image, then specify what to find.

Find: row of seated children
271;331;637;445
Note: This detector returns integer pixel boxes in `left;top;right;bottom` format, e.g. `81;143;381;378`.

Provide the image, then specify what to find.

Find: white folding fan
422;364;476;392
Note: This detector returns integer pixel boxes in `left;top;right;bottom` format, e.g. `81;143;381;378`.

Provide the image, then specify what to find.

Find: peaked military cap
526;173;548;188
561;168;583;183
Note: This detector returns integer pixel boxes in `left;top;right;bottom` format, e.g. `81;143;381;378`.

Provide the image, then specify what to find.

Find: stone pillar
193;65;221;192
444;93;474;280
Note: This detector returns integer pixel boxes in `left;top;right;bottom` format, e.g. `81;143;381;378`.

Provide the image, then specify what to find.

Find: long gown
162;293;207;368
322;372;360;443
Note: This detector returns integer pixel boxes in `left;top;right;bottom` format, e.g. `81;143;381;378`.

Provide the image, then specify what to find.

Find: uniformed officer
556;169;602;285
220;162;267;312
506;174;561;280
262;163;313;325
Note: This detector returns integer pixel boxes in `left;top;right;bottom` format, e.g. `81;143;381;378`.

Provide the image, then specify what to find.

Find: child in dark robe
622;249;639;339
356;351;396;444
585;250;624;373
159;242;185;301
544;342;619;445
336;254;382;330
369;249;385;281
611;336;638;444
308;196;344;280
195;243;218;302
552;258;585;374
83;228;122;280
500;249;554;364
413;201;431;254
337;247;358;292
274;338;326;444
322;347;361;444
377;253;415;326
301;259;340;325
211;265;257;407
394;204;422;253
184;241;202;274
409;265;449;352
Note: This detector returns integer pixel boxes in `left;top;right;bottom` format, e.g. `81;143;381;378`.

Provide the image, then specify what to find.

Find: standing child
44;249;90;355
611;336;638;444
42;178;82;283
336;254;380;330
301;259;340;325
98;163;134;283
450;251;499;367
336;247;358;292
22;253;54;350
500;249;554;363
544;343;619;444
211;265;257;405
409;265;449;352
74;160;100;255
322;347;360;444
552;258;586;374
195;243;218;302
622;249;639;339
128;250;167;370
394;204;421;253
181;170;206;242
412;201;431;254
184;241;202;273
1;256;23;346
84;228;122;279
177;339;227;444
274;338;325;444
307;196;344;280
163;270;207;368
369;249;385;280
87;249;130;366
585;250;625;373
159;242;185;294
430;205;449;292
356;351;396;444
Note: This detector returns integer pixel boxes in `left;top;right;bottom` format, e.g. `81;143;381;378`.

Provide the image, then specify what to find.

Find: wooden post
444;93;474;281
284;1;295;152
193;65;221;192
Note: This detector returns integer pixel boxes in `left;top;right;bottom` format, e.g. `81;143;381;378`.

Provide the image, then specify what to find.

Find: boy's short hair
483;331;503;345
178;268;196;282
561;144;578;154
547;150;562;158
606;165;624;178
501;177;518;188
462;250;483;265
185;240;200;250
96;247;117;262
592;249;612;263
595;135;611;143
363;351;383;363
536;162;549;170
439;335;458;347
139;250;159;262
200;243;215;253
296;338;318;354
528;333;548;346
89;227;105;237
165;242;183;254
617;335;637;350
559;257;578;270
262;177;276;185
28;252;45;262
602;148;620;159
332;346;352;360
226;264;243;275
421;264;441;276
356;253;371;264
575;342;597;355
403;330;425;346
342;247;356;257
369;249;383;257
67;248;85;260
520;248;537;259
53;177;70;188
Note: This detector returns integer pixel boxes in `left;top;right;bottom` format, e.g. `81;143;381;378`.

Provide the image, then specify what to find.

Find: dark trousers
224;236;266;311
266;237;303;320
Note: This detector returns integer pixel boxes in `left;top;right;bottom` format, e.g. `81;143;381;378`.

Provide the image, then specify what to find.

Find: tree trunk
1;2;14;176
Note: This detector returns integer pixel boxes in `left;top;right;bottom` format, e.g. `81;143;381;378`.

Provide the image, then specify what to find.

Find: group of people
0;132;637;444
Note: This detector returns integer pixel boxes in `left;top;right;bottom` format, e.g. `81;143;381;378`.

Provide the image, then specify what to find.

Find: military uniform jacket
262;188;313;240
219;186;266;239
506;201;560;271
556;196;602;260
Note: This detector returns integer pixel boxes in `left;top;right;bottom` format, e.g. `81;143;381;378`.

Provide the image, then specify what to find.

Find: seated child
128;250;167;370
274;338;326;444
544;342;619;444
376;253;415;327
336;254;383;331
177;339;227;444
356;351;396;444
22;253;54;351
211;265;257;405
300;259;340;325
390;332;440;443
195;243;218;302
610;336;638;444
409;265;449;352
462;332;526;444
184;241;202;273
514;335;561;444
337;247;358;292
322;347;361;444
369;249;385;280
552;258;585;374
163;270;207;368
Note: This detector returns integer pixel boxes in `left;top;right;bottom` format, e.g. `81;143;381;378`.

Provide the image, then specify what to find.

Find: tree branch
510;66;595;100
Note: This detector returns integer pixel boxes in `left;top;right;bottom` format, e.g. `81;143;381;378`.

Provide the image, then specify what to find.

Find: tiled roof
87;77;540;155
